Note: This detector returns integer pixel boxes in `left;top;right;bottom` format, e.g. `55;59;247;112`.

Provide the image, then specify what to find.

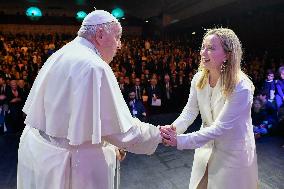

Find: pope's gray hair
77;22;119;40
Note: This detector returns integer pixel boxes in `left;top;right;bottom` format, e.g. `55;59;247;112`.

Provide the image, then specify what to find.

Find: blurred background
0;0;283;188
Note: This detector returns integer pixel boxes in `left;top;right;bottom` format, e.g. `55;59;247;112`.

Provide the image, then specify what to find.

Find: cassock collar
74;36;102;58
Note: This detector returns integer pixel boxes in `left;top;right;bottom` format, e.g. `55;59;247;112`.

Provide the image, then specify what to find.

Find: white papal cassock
173;72;258;189
17;36;161;189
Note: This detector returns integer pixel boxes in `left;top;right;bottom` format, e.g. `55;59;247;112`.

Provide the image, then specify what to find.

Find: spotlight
26;7;42;21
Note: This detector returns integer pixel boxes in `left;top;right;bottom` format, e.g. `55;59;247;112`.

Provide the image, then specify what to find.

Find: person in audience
127;90;147;121
251;98;270;138
17;79;30;105
0;75;8;134
146;77;162;115
0;75;8;106
118;76;130;100
256;91;277;127
132;77;145;101
177;70;188;108
161;74;175;113
6;79;24;133
261;69;275;101
275;66;284;109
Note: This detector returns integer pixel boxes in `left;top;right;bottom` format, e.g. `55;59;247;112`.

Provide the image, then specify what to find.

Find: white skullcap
82;10;119;26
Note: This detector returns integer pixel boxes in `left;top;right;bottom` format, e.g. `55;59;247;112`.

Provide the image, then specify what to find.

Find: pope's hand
116;149;127;161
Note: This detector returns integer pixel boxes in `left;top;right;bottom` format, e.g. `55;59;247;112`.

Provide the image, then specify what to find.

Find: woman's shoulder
192;71;203;82
236;72;255;92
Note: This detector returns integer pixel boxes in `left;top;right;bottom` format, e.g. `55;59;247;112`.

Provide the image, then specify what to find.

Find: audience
0;32;283;141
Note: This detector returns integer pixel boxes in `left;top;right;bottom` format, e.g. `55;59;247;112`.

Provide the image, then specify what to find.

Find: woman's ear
225;51;231;62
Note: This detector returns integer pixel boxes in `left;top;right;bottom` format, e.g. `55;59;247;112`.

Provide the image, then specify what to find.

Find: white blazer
173;72;258;189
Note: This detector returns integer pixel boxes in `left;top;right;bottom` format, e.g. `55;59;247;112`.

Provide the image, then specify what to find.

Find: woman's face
200;34;227;72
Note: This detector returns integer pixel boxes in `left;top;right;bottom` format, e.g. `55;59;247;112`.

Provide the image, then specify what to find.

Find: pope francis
17;10;161;189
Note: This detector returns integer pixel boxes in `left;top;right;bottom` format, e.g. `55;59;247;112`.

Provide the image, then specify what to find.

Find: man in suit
0;74;8;134
161;74;175;113
118;76;130;100
0;75;8;105
132;78;145;101
146;77;162;115
127;91;147;121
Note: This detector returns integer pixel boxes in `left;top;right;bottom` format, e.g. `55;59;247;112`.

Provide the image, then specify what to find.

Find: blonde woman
160;28;258;189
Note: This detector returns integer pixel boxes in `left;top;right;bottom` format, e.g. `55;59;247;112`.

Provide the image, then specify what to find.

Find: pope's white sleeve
177;87;252;150
103;118;161;155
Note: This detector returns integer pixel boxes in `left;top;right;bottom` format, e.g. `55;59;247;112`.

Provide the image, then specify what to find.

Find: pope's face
200;34;227;72
100;23;122;64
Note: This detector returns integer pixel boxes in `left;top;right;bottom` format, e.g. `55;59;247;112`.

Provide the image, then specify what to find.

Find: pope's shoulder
53;39;108;71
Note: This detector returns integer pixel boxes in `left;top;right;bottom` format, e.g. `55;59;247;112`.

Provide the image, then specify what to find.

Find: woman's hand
159;125;177;147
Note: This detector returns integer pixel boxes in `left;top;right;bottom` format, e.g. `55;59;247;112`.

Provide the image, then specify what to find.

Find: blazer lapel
197;83;214;125
211;80;225;121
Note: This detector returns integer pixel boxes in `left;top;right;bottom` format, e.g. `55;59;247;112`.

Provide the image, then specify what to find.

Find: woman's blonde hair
197;28;249;97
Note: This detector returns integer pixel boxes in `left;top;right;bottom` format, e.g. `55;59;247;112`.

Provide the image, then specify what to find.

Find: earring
221;60;227;72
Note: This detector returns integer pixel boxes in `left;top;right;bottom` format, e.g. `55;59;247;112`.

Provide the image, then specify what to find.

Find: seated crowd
0;33;283;141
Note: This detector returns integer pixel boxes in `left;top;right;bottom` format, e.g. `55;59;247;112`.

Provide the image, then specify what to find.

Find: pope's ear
95;27;104;45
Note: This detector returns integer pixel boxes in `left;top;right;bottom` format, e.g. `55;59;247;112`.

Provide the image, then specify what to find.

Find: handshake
116;124;178;161
159;125;177;147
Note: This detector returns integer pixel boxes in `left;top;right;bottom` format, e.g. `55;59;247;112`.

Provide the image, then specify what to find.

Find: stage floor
1;134;283;189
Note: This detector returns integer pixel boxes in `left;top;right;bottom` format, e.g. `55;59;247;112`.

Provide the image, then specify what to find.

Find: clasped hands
159;124;177;147
116;124;177;161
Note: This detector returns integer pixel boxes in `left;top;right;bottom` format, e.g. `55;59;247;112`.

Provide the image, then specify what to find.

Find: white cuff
177;134;196;150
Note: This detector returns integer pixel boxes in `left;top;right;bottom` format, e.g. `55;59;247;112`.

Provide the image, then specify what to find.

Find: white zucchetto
82;10;119;26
